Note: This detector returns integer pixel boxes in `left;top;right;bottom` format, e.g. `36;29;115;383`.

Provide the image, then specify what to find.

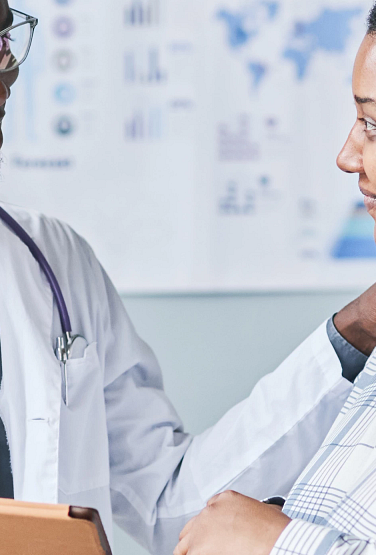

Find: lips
359;185;376;212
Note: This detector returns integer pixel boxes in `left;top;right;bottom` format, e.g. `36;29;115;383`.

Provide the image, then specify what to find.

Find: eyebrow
355;94;376;105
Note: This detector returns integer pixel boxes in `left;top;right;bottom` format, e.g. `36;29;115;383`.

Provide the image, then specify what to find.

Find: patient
174;5;376;555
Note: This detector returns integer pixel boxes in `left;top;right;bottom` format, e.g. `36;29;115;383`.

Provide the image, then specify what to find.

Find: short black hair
368;2;376;34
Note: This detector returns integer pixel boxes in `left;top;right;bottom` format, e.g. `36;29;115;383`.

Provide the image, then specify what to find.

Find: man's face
0;0;19;149
337;34;376;237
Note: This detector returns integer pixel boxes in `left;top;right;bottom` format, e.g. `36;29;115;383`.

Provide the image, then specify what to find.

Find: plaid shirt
271;350;376;555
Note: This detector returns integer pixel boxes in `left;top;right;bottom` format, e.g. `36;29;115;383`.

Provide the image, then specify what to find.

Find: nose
337;122;364;174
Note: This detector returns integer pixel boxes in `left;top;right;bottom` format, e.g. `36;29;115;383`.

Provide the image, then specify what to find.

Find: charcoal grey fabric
326;316;368;383
0;343;13;499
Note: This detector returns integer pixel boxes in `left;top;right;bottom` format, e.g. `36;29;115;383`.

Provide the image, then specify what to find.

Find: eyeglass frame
0;8;38;73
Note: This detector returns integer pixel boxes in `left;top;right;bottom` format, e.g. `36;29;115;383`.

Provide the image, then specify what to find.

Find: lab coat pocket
58;342;110;495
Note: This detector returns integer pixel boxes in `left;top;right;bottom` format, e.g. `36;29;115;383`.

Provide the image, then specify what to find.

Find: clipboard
0;498;112;554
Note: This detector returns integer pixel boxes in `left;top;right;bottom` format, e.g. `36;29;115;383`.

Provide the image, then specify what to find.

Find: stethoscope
0;205;88;406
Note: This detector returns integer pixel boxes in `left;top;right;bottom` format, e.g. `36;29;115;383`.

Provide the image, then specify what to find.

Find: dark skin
173;492;290;555
174;32;376;555
334;34;376;355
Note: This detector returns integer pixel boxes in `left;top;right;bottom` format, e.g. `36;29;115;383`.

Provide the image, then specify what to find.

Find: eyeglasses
0;8;38;73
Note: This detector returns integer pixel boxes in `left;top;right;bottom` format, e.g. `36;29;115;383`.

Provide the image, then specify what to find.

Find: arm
77;233;370;554
102;287;351;554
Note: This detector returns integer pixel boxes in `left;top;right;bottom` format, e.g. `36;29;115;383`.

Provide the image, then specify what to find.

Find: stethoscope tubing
0;206;72;335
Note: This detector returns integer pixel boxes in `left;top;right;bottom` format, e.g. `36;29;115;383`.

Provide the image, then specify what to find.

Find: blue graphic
248;62;267;89
147;48;165;82
332;202;376;259
284;8;362;79
217;4;361;90
55;0;73;4
53;50;75;72
125;49;166;83
217;10;255;48
217;1;279;48
219;181;255;215
259;175;271;186
53;17;75;38
55;116;75;136
125;109;164;140
54;84;77;104
264;2;279;19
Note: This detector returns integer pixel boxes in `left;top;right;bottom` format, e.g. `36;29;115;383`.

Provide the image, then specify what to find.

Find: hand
335;283;376;355
174;490;291;555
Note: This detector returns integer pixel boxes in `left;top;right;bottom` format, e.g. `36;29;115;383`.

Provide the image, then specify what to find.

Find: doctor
0;2;376;554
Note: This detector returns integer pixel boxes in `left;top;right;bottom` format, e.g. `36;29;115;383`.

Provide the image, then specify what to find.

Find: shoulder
0;201;96;265
0;202;119;338
0;203;159;384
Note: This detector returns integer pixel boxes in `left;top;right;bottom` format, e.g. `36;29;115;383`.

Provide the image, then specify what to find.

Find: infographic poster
0;0;375;292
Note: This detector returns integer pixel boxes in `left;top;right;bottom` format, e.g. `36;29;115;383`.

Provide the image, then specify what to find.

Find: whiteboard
1;0;375;293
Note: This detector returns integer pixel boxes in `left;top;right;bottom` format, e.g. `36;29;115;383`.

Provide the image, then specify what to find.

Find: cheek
363;141;376;185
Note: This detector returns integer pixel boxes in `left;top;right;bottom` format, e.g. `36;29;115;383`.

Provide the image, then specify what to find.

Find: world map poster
0;0;374;292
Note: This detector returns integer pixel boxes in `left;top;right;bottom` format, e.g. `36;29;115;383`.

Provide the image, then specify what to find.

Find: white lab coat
0;201;354;554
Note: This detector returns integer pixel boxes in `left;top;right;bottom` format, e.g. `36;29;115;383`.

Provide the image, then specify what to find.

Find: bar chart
125;108;164;140
124;0;160;26
217;115;260;162
124;48;167;84
219;181;256;215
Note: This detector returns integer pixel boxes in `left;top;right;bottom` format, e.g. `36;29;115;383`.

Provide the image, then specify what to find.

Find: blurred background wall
3;0;376;295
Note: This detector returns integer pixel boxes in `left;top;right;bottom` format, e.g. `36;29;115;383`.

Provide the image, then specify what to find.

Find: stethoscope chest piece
0;206;89;408
56;333;88;407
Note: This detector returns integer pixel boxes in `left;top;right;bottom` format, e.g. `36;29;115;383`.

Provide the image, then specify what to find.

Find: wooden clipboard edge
69;506;112;555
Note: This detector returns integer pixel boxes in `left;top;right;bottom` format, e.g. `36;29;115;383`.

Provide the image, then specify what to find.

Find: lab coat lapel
0;219;61;503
